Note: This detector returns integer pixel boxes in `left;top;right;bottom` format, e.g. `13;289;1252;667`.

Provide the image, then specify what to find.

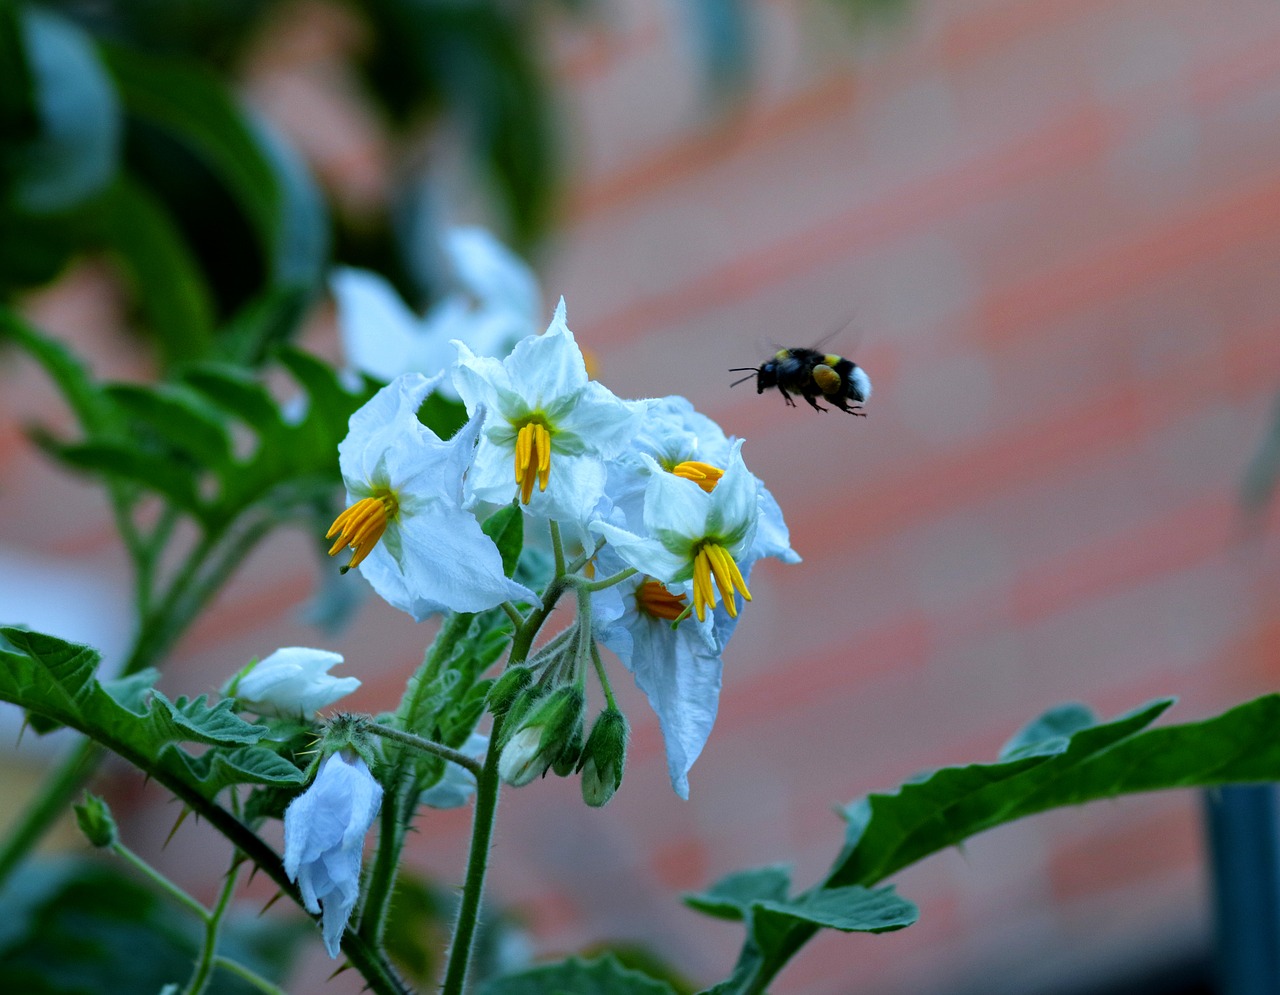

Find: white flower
452;299;638;528
418;731;487;809
284;751;384;957
326;373;534;620
593;441;759;623
606;395;799;566
228;647;359;719
331;227;540;387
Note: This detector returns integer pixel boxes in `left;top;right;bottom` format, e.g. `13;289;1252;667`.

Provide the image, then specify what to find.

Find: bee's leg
802;392;827;413
830;397;867;417
778;385;797;407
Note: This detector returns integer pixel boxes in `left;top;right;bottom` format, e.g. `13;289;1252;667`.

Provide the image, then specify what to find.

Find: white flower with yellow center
452;298;637;526
326;372;534;620
593;441;758;625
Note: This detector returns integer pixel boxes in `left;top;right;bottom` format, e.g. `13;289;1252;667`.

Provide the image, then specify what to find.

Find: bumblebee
730;348;871;415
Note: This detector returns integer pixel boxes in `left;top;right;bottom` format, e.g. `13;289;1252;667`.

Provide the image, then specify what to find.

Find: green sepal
72;793;118;849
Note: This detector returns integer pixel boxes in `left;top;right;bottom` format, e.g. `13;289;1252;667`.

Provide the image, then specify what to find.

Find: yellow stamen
326;494;398;572
691;543;752;622
635;580;687;621
670;460;724;493
514;422;553;504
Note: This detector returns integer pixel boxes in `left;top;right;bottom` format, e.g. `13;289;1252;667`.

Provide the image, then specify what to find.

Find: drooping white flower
326;372;534;620
331;227;540;386
228;647;359;719
283;751;384;957
418;731;487;809
452;299;638;527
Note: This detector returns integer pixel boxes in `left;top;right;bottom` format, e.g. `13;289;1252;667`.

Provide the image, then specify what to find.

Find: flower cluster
327;273;797;799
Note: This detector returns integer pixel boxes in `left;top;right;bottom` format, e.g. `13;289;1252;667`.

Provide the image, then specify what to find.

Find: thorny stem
364;724;483;780
439;712;506;995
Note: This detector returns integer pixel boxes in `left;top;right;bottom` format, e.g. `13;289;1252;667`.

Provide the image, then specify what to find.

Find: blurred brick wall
5;1;1280;993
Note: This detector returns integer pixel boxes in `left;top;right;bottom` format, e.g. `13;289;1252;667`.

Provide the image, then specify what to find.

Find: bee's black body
730;348;871;416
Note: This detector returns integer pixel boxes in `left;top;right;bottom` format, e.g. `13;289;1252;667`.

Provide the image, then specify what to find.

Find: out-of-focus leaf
104;381;231;469
102;45;326;335
96;178;216;363
359;1;556;247
479;955;677;995
0;857;303;995
1241;390;1280;515
6;6;121;214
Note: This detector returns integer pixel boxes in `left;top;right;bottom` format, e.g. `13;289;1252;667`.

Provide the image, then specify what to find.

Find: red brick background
5;1;1280;992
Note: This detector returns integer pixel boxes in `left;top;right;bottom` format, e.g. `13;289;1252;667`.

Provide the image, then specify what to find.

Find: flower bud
498;684;585;787
227;647;360;720
579;708;629;807
486;665;534;718
73;792;118;848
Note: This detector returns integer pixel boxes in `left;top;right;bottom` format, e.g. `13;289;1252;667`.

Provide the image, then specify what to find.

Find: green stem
566;538;606;576
112;840;209;921
184;860;240;995
572;567;637;593
211;956;288;995
365;724;483;780
440;713;506;995
549;519;566;577
590;642;618;711
360;613;474;945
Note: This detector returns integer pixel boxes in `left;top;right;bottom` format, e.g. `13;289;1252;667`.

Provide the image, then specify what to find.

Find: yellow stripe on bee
823;354;842;367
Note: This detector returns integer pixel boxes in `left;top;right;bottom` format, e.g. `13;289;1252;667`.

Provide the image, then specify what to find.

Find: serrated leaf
478;954;677;995
0;627;301;797
831;699;1175;887
685;866;790;922
481;504;523;578
104;381;231;468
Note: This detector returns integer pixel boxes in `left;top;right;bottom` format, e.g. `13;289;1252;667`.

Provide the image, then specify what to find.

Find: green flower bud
551;721;584;778
498;684;585;787
486;665;534;718
579;708;629;807
73;792;118;848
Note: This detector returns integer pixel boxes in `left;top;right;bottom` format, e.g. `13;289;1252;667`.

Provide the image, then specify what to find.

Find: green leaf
685;866;790;922
0;627;302;797
95;179;216;363
0;308;117;434
753;886;917;934
479;955;678;995
998;701;1098;760
7;7;121;213
481;503;524;578
103;46;326;306
181;362;282;433
104;381;231;469
831;699;1174;886
34;437;203;513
